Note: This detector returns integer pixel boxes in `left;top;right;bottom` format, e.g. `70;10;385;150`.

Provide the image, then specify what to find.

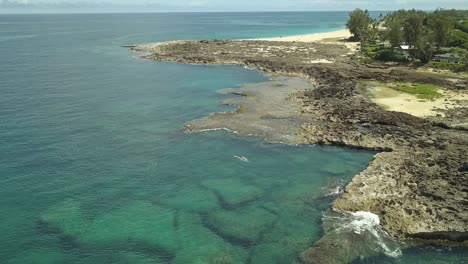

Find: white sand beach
254;29;352;42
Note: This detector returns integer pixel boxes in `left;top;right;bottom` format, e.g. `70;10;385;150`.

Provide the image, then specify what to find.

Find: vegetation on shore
393;83;443;100
346;8;468;71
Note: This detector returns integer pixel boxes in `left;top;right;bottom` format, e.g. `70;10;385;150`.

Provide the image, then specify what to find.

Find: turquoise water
0;13;466;263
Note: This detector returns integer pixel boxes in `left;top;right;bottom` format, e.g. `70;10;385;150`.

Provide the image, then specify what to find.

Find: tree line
346;8;468;64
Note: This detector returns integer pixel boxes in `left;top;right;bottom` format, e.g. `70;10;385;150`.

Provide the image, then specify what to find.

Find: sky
0;0;467;13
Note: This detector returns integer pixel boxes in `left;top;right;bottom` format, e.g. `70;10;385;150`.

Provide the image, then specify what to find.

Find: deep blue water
1;12;466;264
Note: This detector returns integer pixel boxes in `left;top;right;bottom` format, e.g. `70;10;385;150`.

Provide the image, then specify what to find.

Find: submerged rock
7;249;66;264
107;252;167;264
206;207;276;243
40;200;246;263
82;201;179;252
277;182;317;205
250;243;302;264
70;251;167;264
174;243;246;264
173;212;247;264
40;200;179;253
159;186;220;213
39;199;87;238
201;178;264;207
261;209;318;247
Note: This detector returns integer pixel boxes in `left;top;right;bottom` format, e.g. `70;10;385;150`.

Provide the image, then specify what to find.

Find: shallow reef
36;150;372;264
131;39;468;263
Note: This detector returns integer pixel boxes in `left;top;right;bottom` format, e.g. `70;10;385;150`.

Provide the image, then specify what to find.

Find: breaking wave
324;209;402;258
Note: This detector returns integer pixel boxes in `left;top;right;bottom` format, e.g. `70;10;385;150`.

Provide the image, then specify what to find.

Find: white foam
324;186;343;197
234;155;249;162
331;210;403;258
191;127;234;133
346;211;381;234
308;59;334;64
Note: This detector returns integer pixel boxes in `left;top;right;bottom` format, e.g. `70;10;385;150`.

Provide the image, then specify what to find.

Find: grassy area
429;61;466;72
417;67;468;78
393;83;444;100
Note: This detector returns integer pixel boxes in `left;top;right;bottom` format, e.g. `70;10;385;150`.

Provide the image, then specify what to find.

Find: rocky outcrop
131;39;468;263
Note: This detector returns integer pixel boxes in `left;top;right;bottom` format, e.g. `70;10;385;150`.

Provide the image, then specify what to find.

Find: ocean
0;12;466;263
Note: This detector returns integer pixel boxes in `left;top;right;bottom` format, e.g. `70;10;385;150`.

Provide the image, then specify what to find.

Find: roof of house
400;45;410;50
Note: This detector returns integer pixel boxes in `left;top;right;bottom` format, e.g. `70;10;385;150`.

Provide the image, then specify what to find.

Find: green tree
448;30;468;49
346;9;375;53
451;48;468;71
452;47;468;64
403;12;426;60
385;17;404;48
428;12;454;49
347;9;371;40
417;41;434;63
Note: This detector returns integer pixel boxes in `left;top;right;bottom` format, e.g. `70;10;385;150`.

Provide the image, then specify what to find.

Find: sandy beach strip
368;85;467;117
253;29;352;42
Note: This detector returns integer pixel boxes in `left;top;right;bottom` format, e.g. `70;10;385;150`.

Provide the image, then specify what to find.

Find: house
400;45;411;50
399;45;415;57
376;40;391;48
432;53;461;63
378;22;388;32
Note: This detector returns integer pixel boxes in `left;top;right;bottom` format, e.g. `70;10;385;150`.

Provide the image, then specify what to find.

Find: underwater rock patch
261;213;317;248
259;202;319;257
206;207;276;243
7;249;66;264
114;252;167;264
40;200;179;253
67;251;167;264
80;252;167;264
250;243;302;264
159;186;220;213
278;182;316;203
201;178;264;207
40;201;247;263
250;174;289;190
173;212;247;264
39;199;87;238
174;243;246;264
82;201;179;252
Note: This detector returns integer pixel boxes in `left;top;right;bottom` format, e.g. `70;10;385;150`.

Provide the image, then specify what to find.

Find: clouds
1;0;466;12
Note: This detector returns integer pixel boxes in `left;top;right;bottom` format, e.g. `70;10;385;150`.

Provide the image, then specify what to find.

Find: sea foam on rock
301;209;402;264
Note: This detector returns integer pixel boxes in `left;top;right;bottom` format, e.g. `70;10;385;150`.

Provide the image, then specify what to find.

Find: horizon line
0;9;438;15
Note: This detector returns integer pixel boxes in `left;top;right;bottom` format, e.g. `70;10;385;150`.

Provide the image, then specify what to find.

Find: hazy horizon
0;0;466;14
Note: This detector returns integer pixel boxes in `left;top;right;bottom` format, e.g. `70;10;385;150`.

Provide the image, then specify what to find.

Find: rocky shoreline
130;39;467;263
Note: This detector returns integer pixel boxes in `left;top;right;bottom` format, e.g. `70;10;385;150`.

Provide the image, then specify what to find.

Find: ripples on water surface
0;13;466;263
